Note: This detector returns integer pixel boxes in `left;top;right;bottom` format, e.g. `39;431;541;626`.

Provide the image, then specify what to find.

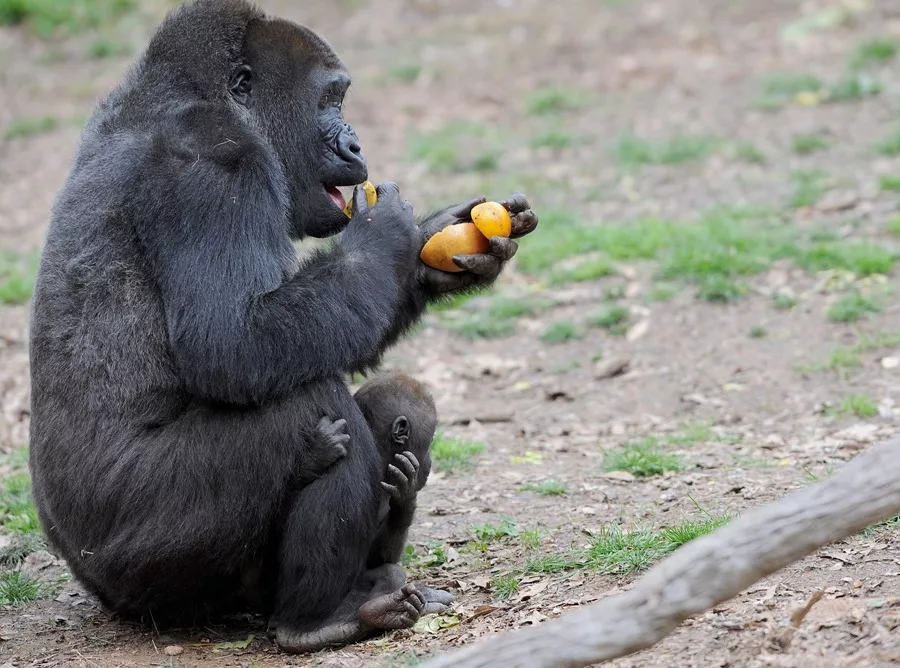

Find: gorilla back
27;0;425;622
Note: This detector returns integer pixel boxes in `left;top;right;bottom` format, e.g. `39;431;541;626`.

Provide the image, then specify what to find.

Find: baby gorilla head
354;374;437;491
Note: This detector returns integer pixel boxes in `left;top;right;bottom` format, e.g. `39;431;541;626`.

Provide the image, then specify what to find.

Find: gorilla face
236;18;368;239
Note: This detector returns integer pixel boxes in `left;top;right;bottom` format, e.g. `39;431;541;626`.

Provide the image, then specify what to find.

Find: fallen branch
423;438;900;668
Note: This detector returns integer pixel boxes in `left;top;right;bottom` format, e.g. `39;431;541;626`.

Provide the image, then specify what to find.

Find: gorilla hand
380;451;420;506
344;182;418;274
416;193;538;295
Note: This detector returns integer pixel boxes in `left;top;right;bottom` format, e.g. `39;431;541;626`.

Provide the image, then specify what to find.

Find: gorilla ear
391;416;409;445
229;65;252;105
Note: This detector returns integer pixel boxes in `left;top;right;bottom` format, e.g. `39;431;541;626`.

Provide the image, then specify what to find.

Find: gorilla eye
320;93;342;109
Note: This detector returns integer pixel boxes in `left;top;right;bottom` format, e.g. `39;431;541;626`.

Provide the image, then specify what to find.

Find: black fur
28;0;528;643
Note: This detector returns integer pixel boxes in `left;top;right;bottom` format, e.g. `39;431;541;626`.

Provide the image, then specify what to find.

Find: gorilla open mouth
325;185;347;210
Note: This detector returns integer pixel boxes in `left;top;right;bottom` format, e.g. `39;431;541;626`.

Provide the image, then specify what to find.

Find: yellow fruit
420;223;490;273
471;201;511;239
343;181;378;217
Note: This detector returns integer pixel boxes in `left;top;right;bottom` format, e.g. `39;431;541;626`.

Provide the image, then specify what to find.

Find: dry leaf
212;634;254;652
413;613;461;634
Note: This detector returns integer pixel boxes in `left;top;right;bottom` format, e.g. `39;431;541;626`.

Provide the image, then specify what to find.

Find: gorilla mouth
325;185;347;210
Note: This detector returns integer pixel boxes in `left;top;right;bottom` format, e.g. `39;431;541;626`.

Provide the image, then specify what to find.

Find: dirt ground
3;0;900;666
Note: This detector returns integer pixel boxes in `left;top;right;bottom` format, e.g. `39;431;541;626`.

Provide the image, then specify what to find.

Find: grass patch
519;529;545;551
756;72;823;109
602;439;684;477
661;513;731;548
851;39;898;69
887;219;900;237
0;570;42;606
409;121;502;174
646;283;677;302
549;257;615;285
524;554;580;573
3;116;59;140
530;129;575;150
731;141;766;164
610;132;718;168
827;291;881;323
826;73;882;102
445;315;514;340
431;432;485;473
861;514;900;537
524;87;589;115
87;37;130;59
540;321;581;343
794;242;894;276
875;125;900;156
589;305;630;335
748;325;767;339
695;275;747;302
471;517;519;543
521;480;567;496
585;525;669;574
772;292;798;310
831;393;879;418
440;294;551;340
490;573;520;600
787;169;827;209
0;0;135;35
386;62;421;83
792;133;830;155
879;176;900;192
0;251;40;305
0;473;40;535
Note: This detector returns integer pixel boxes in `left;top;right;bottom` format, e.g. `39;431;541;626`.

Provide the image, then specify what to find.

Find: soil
2;0;900;666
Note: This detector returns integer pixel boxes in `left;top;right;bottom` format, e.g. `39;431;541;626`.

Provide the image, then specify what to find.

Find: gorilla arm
134;132;420;407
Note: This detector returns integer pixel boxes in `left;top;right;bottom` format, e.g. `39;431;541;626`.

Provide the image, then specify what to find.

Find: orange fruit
471;201;511;239
342;181;378;218
420;223;490;273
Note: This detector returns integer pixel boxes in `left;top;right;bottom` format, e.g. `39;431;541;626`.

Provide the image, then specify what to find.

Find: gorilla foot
414;585;455;614
358;583;425;629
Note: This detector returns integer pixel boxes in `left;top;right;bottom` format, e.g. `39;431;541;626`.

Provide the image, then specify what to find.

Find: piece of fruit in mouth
342;181;378;217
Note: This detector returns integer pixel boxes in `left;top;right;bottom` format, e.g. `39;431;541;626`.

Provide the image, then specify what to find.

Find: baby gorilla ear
391;416;409;446
229;65;252;105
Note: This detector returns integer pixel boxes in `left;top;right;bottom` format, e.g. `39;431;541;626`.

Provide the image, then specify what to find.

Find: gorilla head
239;19;368;238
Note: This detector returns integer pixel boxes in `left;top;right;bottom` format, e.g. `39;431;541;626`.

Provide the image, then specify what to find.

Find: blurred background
2;1;900;666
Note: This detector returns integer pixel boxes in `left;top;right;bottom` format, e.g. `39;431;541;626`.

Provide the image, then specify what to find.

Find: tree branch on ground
422;438;900;668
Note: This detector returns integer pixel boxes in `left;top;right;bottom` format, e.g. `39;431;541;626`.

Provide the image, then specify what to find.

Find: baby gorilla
273;374;451;652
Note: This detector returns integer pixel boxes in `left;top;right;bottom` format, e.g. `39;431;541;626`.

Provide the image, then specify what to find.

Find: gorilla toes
358;584;425;629
415;585;455;615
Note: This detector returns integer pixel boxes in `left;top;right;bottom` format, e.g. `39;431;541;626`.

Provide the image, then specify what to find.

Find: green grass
431;432;485;473
756;72;823;109
589;305;630;335
827;291;880;323
887;219;900;237
610;133;718;168
549;257;615;285
445;315;515;340
0;0;135;35
645;283;677;302
0;570;42;606
801;331;900;378
602;439;684;477
541;321;581;343
772;292;798;309
787;169;827;209
524;554;580;573
660;514;732;548
440;294;551;340
386;62;421;83
875;125;900;156
850;39;898;69
585;525;669;574
831;393;879;418
87;37;129;59
471;517;519;543
861;514;900;537
530;129;575;150
792;133;830;155
519;529;545;551
0;251;40;304
409;121;502;173
490;573;520;600
0;473;40;535
826;73;882;102
524;87;589;115
695;275;747;302
794;242;894;276
748;325;767;339
521;479;567;496
3;116;59;140
879;176;900;192
731;141;767;164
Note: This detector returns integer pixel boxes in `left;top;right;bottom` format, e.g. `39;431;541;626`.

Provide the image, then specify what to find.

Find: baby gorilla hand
380;451;419;506
309;416;350;476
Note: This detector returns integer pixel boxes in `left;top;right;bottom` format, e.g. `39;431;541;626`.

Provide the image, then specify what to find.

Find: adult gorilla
28;0;536;653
